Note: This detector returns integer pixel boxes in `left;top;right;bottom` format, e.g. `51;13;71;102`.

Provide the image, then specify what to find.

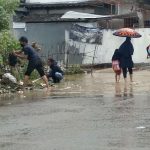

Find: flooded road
0;69;150;150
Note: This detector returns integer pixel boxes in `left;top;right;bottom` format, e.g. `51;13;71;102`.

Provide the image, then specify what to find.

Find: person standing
14;36;49;89
112;49;121;83
118;37;134;82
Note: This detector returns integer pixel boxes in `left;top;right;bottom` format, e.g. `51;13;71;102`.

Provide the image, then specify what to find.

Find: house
13;0;150;65
13;0;118;64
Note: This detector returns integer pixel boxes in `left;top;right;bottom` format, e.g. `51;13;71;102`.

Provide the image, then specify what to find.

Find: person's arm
14;50;22;54
14;53;27;59
13;51;27;59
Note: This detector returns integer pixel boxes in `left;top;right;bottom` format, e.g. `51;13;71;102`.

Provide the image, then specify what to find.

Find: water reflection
0;73;136;106
115;82;134;100
115;83;122;97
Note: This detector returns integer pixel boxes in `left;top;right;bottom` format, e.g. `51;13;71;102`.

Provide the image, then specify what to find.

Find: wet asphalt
0;69;150;150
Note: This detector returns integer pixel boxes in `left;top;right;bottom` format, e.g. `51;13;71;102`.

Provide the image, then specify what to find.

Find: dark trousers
47;72;62;83
122;67;133;78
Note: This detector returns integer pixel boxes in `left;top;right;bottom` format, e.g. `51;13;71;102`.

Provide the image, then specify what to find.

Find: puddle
1;70;150;106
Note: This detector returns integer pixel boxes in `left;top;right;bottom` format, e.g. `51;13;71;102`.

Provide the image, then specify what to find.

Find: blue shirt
22;45;41;63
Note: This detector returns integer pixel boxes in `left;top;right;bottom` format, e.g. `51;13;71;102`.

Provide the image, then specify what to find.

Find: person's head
48;58;55;66
19;36;28;47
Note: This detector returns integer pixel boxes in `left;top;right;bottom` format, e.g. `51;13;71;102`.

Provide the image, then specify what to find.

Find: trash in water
18;90;24;94
136;126;146;129
3;73;17;84
64;87;71;90
19;81;24;85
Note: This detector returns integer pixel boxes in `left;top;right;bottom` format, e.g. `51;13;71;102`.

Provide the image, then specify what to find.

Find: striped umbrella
113;28;142;38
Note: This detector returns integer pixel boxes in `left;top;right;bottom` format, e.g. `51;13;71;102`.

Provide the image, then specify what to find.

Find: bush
0;30;20;65
65;65;84;75
0;0;19;32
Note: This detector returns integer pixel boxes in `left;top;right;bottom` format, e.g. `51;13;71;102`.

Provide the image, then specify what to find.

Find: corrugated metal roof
61;11;138;20
61;11;109;19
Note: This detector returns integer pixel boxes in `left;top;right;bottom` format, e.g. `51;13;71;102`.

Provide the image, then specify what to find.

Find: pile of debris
0;73;22;94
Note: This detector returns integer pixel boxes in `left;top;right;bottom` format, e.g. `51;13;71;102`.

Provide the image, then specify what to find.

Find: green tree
0;0;20;65
0;0;19;14
0;0;19;32
0;30;20;64
0;6;9;31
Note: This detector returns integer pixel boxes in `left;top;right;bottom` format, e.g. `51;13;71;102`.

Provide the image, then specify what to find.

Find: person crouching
47;58;64;83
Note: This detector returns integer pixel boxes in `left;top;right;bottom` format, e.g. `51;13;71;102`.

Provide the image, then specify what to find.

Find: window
124;17;139;28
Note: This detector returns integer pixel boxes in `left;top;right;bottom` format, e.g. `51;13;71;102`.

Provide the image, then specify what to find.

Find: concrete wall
118;3;138;15
13;22;150;65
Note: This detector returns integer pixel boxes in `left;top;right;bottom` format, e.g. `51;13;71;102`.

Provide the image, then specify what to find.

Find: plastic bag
3;73;17;84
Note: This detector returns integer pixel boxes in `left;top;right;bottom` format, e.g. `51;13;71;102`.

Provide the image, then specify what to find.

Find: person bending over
14;36;49;89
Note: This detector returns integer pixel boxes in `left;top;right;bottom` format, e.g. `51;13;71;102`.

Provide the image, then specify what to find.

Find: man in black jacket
47;58;64;83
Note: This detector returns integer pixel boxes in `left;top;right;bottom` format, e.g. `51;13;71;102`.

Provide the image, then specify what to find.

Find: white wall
66;28;150;64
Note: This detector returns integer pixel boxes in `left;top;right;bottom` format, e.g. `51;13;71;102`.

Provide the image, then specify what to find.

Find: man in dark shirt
14;36;49;89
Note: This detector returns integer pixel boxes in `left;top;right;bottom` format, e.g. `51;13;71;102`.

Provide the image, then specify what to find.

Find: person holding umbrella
113;28;141;83
118;37;134;82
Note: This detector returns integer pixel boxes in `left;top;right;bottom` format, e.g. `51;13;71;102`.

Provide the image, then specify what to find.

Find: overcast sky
26;0;89;4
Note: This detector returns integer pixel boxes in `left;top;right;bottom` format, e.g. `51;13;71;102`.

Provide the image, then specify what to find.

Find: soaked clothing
118;39;134;68
118;38;134;78
22;45;45;77
122;67;133;78
48;64;64;83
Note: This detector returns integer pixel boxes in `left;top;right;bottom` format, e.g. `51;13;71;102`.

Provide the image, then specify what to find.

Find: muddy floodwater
0;69;150;150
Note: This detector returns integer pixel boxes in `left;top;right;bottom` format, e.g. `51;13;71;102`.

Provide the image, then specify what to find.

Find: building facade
13;0;150;65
